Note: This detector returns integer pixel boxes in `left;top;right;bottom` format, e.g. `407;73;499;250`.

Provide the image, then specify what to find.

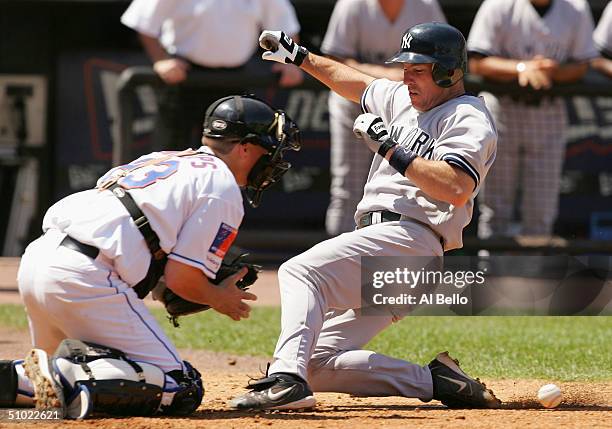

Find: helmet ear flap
432;63;464;88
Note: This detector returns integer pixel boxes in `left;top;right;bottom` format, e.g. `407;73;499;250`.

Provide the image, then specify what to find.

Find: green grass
1;304;609;381
0;304;29;330
151;307;282;357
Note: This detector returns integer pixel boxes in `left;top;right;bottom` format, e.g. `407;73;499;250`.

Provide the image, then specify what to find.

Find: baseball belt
357;211;402;228
357;210;444;248
57;184;165;299
60;235;99;259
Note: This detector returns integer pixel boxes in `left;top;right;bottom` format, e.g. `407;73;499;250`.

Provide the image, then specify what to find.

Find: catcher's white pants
478;94;568;237
17;229;183;373
268;221;443;399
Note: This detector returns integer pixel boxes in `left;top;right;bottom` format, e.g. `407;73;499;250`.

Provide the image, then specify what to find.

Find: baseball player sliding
0;96;300;418
230;23;500;410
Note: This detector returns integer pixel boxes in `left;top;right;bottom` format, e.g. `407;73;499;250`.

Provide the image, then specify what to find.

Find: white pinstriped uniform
467;0;598;236
321;0;446;235
267;78;497;398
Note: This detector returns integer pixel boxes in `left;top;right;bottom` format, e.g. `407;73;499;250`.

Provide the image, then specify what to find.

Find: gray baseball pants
268;221;443;399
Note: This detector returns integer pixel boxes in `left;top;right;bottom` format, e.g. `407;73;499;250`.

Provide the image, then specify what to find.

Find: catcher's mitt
153;252;261;327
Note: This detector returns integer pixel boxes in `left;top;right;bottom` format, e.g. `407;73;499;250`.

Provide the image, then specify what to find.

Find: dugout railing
116;66;612;260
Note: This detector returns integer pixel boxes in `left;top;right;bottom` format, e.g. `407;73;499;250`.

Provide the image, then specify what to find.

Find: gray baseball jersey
594;1;612;57
321;0;446;234
321;0;445;64
467;0;598;62
357;79;497;250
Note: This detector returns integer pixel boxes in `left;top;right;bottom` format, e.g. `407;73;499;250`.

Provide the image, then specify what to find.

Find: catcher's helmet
203;95;301;207
386;22;467;88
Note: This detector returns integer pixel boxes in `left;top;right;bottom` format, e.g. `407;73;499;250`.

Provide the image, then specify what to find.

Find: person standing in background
322;0;446;236
592;1;612;78
467;0;598;238
121;0;303;151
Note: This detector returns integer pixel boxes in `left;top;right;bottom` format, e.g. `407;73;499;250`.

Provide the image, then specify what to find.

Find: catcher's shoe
23;349;67;417
428;351;501;409
229;373;315;410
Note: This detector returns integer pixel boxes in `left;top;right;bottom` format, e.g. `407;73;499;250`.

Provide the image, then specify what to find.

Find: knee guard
51;340;204;418
52;339;166;418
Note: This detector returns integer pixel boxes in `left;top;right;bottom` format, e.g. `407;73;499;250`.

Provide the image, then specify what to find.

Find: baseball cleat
229;373;315;410
23;349;66;417
428;351;501;409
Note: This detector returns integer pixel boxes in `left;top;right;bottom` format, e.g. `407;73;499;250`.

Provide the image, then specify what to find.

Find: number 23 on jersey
98;152;218;189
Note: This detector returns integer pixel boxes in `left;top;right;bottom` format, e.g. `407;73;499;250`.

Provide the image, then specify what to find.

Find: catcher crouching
0;95;300;418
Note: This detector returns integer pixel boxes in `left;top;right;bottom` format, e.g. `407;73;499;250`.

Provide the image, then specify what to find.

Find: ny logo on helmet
402;33;413;49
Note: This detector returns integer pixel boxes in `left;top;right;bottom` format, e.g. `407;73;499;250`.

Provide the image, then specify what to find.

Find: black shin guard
0;360;17;407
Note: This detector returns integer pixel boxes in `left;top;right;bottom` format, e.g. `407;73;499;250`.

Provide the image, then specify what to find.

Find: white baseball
537;384;562;408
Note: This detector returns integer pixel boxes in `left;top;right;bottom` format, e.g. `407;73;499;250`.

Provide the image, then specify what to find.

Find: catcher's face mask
245;111;301;208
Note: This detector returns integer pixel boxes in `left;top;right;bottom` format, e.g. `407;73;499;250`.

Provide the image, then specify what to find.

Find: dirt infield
0;325;611;428
1;258;611;428
0;327;610;428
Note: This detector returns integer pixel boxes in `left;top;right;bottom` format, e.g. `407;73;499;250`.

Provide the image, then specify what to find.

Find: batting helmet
203;95;301;207
386;22;467;88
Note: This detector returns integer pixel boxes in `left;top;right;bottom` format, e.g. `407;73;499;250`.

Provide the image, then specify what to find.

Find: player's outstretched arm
335;57;404;81
302;54;377;103
259;30;374;104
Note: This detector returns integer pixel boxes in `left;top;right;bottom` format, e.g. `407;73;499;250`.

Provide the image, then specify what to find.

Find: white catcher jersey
42;146;244;285
467;0;598;62
357;79;497;250
594;1;612;57
120;0;300;67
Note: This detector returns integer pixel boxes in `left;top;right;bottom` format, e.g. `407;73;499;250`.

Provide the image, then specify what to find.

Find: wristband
377;138;398;158
388;146;418;175
294;46;309;66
